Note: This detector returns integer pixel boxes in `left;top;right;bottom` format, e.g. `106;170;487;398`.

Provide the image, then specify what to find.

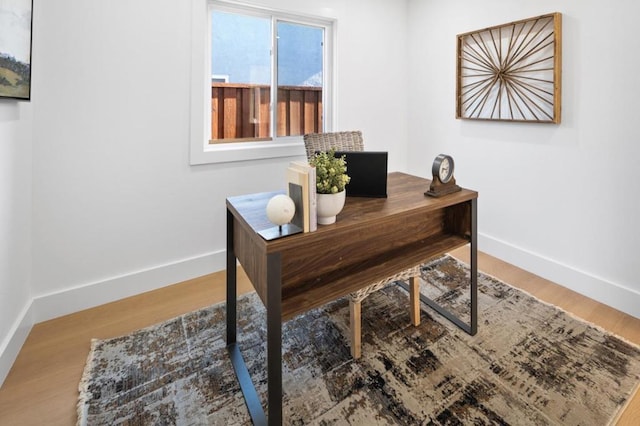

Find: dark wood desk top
227;172;477;319
227;172;477;247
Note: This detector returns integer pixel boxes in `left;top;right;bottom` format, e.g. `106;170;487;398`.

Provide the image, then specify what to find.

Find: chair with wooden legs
303;131;423;359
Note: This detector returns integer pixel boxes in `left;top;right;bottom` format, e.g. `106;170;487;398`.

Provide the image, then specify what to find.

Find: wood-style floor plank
0;251;638;425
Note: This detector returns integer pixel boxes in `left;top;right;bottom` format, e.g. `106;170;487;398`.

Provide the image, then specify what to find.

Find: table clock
425;154;461;197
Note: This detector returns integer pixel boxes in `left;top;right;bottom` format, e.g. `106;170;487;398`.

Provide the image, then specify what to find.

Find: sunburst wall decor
456;13;562;123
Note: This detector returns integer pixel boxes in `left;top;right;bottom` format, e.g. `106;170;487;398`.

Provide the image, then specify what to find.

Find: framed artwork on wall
456;12;562;123
0;0;33;101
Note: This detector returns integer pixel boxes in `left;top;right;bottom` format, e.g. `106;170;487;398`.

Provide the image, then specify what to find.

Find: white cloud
0;0;32;64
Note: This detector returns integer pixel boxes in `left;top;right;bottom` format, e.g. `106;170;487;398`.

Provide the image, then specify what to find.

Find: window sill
189;137;306;165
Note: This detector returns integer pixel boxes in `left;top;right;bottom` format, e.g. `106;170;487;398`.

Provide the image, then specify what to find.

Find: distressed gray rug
77;256;640;425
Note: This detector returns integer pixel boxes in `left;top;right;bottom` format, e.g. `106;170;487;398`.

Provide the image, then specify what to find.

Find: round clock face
432;154;455;184
439;158;452;182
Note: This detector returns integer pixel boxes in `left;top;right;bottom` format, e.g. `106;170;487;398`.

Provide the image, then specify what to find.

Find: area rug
77;255;640;425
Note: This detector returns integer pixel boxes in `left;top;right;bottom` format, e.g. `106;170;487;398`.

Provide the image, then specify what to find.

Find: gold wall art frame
456;13;562;123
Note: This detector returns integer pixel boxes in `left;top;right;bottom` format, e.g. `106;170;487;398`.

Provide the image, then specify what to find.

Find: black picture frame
0;0;33;101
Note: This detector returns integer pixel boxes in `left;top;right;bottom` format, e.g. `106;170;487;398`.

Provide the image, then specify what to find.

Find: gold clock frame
456;13;562;123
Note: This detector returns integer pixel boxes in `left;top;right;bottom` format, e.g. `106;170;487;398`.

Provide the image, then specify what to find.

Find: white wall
407;0;640;317
27;0;408;321
0;101;33;384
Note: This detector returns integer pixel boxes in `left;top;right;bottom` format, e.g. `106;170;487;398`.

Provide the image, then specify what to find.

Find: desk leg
266;252;283;425
399;198;478;335
226;209;268;425
469;197;478;335
226;209;237;346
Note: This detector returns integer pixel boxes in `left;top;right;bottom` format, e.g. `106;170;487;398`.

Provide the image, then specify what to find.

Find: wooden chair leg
349;299;362;359
409;276;420;326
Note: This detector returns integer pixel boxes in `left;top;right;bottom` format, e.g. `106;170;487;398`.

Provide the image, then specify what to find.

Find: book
286;166;310;232
308;166;317;231
289;161;317;232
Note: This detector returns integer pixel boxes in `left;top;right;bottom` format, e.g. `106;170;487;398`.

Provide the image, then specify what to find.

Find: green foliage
0;55;31;98
310;149;351;194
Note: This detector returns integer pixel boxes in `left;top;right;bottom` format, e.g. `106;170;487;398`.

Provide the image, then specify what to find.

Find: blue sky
212;11;322;87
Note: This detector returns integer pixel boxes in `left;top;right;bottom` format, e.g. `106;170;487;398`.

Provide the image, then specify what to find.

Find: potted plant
310;149;351;224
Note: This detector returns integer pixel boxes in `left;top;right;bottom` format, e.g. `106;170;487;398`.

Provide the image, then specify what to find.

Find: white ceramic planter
316;191;346;225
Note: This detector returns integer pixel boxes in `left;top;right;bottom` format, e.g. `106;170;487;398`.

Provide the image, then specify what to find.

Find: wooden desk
226;172;478;425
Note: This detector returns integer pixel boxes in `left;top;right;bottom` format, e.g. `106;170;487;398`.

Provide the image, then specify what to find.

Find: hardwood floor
0;249;638;425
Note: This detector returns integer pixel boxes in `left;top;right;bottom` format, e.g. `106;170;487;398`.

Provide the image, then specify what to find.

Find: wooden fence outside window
210;83;323;143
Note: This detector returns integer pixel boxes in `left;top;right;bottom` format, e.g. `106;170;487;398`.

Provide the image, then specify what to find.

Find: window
190;1;334;165
275;21;324;138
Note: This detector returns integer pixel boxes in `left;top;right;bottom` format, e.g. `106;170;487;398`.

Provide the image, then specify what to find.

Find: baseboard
1;250;226;388
0;301;34;387
31;250;227;324
479;233;640;319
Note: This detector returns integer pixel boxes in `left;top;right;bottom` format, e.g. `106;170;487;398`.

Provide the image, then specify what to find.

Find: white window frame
190;0;335;165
